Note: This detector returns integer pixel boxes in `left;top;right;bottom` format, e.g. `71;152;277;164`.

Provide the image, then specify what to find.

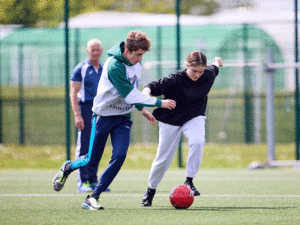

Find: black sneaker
184;181;200;196
140;187;156;207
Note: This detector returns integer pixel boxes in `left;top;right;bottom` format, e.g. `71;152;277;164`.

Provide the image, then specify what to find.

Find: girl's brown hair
125;30;151;52
186;51;207;67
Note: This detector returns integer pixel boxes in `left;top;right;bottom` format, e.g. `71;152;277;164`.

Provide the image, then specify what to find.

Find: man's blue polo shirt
70;59;103;103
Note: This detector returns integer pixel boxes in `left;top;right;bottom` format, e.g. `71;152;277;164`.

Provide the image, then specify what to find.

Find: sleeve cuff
136;105;144;111
155;99;162;108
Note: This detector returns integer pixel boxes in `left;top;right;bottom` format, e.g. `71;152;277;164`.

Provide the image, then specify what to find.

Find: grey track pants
148;115;206;189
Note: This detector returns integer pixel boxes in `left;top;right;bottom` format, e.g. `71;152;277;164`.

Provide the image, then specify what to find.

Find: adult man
70;38;109;193
53;30;176;210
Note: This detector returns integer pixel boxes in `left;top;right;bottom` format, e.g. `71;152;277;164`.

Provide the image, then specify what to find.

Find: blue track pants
69;115;132;195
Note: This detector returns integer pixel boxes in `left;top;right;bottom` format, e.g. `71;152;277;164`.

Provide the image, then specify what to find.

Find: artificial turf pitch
0;169;299;225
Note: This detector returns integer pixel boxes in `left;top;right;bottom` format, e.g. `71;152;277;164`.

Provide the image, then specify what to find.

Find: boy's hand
141;109;156;126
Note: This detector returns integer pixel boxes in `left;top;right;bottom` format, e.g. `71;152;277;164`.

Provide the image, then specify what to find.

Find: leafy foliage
1;0;221;27
1;0;39;27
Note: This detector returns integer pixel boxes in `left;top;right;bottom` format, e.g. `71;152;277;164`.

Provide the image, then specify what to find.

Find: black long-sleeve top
145;65;219;126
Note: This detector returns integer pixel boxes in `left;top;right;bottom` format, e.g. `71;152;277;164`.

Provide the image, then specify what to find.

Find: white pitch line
1;194;300;198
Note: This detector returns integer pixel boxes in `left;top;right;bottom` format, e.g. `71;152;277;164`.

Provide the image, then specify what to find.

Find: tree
35;0;64;27
2;0;39;27
0;0;248;27
181;0;220;16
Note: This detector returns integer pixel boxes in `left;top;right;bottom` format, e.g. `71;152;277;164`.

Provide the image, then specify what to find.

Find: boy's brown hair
125;30;151;52
186;51;207;67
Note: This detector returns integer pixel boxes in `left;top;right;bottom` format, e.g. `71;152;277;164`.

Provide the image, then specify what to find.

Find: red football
169;185;194;209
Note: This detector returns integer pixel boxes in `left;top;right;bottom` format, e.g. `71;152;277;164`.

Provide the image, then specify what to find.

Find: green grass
0;169;299;225
1;85;65;99
0;143;297;170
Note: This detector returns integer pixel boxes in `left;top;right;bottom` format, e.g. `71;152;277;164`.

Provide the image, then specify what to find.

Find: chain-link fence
0;22;295;146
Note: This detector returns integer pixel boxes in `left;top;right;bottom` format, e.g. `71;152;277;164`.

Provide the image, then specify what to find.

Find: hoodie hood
107;42;133;66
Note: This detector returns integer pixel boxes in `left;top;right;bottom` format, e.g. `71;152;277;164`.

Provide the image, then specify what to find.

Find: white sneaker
82;195;104;210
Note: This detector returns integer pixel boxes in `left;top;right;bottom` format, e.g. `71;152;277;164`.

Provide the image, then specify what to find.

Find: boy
53;30;176;210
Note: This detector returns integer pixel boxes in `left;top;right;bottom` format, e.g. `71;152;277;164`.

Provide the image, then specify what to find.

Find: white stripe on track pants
148;115;206;189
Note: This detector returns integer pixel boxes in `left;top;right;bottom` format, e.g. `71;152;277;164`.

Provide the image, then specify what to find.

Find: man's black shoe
184;181;200;196
141;187;156;207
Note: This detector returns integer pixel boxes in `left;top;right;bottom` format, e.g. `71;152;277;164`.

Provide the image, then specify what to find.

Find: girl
141;51;223;207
